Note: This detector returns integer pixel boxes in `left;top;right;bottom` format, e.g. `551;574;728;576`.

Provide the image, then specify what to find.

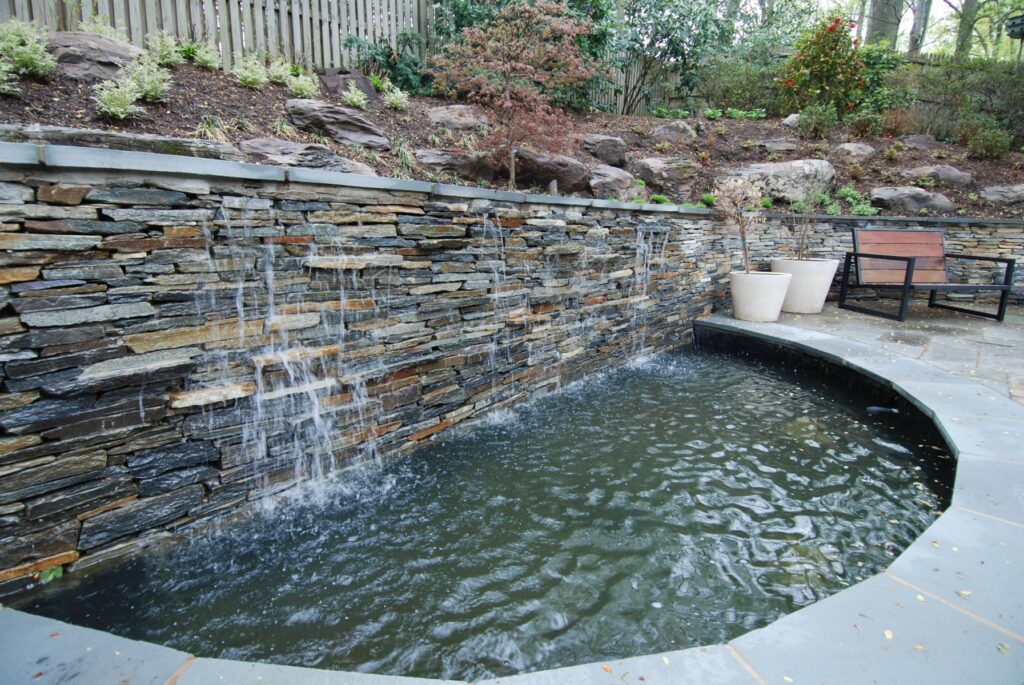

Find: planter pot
771;258;840;314
729;271;792;322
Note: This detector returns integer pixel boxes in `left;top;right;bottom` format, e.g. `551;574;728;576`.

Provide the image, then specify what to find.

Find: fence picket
329;0;340;67
240;0;254;54
227;0;242;60
265;0;278;56
217;0;230;67
252;0;265;54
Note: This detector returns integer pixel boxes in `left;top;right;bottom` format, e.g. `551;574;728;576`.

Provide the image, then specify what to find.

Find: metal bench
837;228;1016;322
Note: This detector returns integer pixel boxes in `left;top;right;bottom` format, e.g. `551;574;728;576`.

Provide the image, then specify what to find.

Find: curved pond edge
2;313;1023;684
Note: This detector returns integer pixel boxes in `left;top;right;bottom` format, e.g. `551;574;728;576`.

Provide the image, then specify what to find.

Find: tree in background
614;0;726;114
908;0;935;54
865;0;906;47
431;1;596;189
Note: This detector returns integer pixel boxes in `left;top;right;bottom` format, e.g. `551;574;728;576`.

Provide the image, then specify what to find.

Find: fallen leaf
956;590;973;598
997;643;1010;655
601;664;612;674
884;630;894;639
931;540;940;548
916;594;925;603
914;644;924;652
783;677;794;683
662;657;670;665
49;632;59;638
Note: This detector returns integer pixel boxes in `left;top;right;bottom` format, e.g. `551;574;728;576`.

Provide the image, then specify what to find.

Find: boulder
726;159;835;202
425;105;488;130
285;99;390;151
782;113;801;128
514;150;590;192
870;186;955;213
634;157;700;193
901;164;973;187
757;139;799;152
46;31;143;81
317;68;375;99
899;134;941;150
836;142;876;164
239;138;376;175
980;184;1024;204
590;165;641;200
650;121;698;146
583;134;628;167
414;149;496;183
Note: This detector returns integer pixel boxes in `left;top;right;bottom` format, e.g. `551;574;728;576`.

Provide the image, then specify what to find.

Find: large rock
727;159;836;202
583;134;628;167
650;121;698;146
425;105;488;130
46;31;143;80
317;68;375;99
870;186;955;213
901;164;973;187
836;143;876;164
980;184;1024;204
899;134;941;150
782;113;801;128
285;99;390;151
0;124;242;160
757;139;799;152
634;157;700;193
589;165;641;200
514;150;590;192
239;138;376;175
414;149;496;182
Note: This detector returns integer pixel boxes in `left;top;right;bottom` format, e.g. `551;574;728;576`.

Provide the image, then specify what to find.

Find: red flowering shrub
431;1;596;189
781;16;865;119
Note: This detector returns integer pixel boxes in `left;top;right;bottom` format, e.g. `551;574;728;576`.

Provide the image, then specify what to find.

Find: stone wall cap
42;144;285;181
287;166;432;193
0;141;41;165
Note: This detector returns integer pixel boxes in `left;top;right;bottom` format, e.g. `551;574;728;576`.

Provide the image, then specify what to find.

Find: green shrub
176;40;199;61
696;58;787;117
857;43;914;113
760;198;773;209
847;110;881;137
797;104;837;139
368;73;389;92
650;194;668;204
287;73;319;98
704;108;722;120
192;43;219;70
781;16;864;117
836;185;863;204
121;55;172;101
147;30;183;67
881;107;914;136
78;18;125;40
384;87;409;111
954;113;1012;157
93;78;142;119
850;203;879;216
233;54;267;89
343;81;368;108
268;57;293;85
0;60;18;96
344;32;431;95
700;192;716;207
0;19;56;79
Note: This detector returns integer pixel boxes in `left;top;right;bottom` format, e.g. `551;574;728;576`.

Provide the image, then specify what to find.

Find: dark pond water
18;350;952;680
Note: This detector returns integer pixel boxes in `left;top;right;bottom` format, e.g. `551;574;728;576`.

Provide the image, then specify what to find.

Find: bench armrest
944;253;1016;266
846;251;916;264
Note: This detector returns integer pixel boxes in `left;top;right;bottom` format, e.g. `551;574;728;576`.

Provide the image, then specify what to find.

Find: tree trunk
955;0;980;58
856;0;869;43
508;148;516;191
908;0;932;55
865;0;903;47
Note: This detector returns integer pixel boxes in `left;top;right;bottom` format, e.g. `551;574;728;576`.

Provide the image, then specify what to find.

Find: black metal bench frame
837;251;1016;323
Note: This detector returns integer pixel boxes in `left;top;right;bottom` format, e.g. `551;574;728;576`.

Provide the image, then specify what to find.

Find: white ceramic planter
729;271;792;322
770;258;840;314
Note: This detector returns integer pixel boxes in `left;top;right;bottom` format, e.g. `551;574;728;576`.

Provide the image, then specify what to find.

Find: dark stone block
10;279;86;293
0;518;78;568
24;468;137;519
277;200;330;212
78;484;204;550
9;293;109;314
9;325;106;350
4;341;126;379
0;451;108;504
23;218;146;235
85;187;189;205
127;441;218;478
138;465;219;496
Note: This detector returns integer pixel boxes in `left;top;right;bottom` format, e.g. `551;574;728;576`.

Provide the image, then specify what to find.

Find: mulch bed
2;62;1022;220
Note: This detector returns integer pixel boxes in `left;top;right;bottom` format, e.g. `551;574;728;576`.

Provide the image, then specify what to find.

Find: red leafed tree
431;1;597;189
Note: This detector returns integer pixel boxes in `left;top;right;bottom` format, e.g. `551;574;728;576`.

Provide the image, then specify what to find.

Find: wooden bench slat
857;243;945;257
859;256;946;271
860;269;948;284
857;232;944;245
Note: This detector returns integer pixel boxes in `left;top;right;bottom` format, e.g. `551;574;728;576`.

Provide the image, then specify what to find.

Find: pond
16;349;952;681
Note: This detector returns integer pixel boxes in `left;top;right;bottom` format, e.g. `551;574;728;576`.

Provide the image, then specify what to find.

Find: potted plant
717;178;792;322
770;193;840;314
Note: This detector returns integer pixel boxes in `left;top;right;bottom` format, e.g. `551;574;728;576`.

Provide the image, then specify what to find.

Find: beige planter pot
771;258;840;314
729;271;792;322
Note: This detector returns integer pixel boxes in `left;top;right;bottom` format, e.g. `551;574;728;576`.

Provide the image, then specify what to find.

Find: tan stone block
38;185;90;206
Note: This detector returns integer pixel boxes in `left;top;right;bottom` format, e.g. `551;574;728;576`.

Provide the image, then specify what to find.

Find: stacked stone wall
0;146;1020;595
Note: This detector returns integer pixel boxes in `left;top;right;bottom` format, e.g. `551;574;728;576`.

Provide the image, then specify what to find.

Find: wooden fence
0;0;432;69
